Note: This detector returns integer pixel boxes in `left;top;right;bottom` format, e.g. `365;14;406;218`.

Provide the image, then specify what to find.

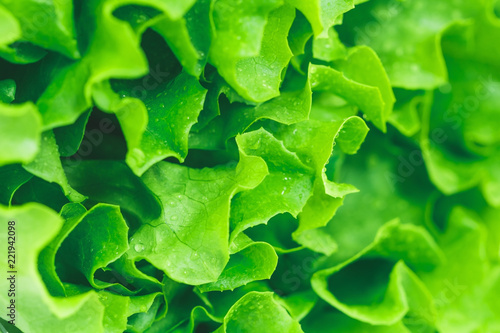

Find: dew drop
134;243;145;252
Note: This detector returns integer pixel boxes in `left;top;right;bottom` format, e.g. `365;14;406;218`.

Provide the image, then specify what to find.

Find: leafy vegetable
1;0;499;332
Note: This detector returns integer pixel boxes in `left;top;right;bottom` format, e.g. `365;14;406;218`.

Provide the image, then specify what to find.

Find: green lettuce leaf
1;0;79;59
286;0;354;38
338;0;482;89
0;164;33;206
57;204;130;289
312;219;442;325
198;234;278;292
0;101;41;166
127;149;267;285
216;291;304;333
0;203;106;332
22;130;85;202
208;0;291;102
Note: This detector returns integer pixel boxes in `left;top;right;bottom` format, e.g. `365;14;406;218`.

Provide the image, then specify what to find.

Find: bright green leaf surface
128;151;267;285
0;204;106;333
1;1;499;331
218;292;304;333
23;131;85;202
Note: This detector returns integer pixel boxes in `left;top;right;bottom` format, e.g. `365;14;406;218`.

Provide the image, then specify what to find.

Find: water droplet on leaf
134;243;145;252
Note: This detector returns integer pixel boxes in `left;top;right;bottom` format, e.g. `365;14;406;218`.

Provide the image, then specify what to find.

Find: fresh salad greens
1;0;499;332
